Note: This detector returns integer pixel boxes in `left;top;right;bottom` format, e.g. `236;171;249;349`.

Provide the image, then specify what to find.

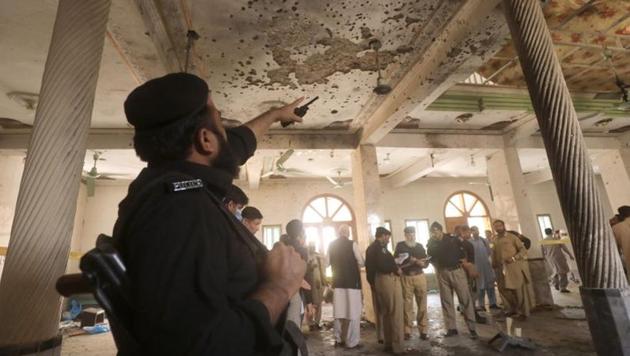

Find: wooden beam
356;0;507;144
133;0;182;73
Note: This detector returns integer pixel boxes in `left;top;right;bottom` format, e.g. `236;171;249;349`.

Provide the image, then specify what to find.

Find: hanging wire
184;30;200;73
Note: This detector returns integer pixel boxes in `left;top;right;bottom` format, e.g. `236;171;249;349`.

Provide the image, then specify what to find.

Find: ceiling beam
0;129;358;150
384;151;461;188
523;168;553;185
504;114;539;145
355;0;507;144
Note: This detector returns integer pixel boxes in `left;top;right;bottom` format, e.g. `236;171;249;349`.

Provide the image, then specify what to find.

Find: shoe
404;333;411;340
561;289;570;293
420;333;428;340
489;304;501;310
346;343;362;350
444;329;458;337
475;315;487;324
334;341;344;348
554;285;560;291
469;330;478;339
378;339;384;344
514;314;528;321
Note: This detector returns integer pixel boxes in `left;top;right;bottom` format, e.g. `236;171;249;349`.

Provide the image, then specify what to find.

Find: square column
486;148;541;249
594;150;630;213
621;148;630;179
351;144;384;324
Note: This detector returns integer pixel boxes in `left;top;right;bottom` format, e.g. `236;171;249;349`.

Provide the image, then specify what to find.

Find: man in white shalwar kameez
327;224;364;349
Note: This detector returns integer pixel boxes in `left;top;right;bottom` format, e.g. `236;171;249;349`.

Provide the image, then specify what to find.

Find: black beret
124;72;209;131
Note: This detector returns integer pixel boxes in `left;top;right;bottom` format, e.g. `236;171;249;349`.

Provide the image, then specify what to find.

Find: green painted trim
427;91;629;117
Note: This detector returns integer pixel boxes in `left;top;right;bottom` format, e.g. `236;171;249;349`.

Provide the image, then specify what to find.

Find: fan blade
261;171;275;178
276;149;295;167
326;176;340;186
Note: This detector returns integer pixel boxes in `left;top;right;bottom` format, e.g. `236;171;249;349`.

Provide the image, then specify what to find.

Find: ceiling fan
81;151;127;197
261;149;311;179
326;169;352;189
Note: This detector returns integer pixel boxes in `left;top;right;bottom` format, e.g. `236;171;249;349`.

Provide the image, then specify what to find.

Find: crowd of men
113;72;629;355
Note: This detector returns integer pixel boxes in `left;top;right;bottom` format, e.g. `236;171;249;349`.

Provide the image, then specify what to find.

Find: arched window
444;191;492;234
302;195;355;254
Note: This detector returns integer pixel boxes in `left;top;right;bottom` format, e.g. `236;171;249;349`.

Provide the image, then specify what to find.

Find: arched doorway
444;191;492;234
302;194;356;255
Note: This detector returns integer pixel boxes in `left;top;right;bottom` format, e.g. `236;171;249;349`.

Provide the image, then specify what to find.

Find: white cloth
333;288;363;320
333;318;361;347
287;292;303;327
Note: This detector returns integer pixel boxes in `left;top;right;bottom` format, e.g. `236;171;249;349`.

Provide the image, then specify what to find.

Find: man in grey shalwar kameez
542;228;574;293
470;226;498;309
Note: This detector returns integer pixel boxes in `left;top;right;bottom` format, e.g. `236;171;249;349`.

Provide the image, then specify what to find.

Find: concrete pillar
503;1;629;354
0;154;25;248
595;150;630;213
486;148;541;250
0;1;111;353
351;144;384;324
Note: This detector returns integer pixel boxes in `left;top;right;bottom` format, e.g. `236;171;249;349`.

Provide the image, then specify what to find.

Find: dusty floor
61;287;594;355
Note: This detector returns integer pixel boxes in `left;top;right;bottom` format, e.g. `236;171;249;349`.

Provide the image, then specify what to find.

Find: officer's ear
195;126;220;156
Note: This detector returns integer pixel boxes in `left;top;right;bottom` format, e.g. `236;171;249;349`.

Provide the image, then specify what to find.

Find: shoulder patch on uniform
169;179;204;192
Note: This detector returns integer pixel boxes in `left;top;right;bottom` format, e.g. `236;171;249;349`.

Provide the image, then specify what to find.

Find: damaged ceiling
0;0;628;184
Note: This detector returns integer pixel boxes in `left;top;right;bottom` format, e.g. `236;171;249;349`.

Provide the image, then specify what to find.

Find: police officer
394;226;429;340
114;73;306;355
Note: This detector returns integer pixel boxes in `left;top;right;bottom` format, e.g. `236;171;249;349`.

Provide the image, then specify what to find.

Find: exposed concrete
486;148;542;254
351;144;383;324
592;150;630;213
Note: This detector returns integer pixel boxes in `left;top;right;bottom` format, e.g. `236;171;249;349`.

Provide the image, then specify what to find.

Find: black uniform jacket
113;127;284;355
365;240;398;286
427;234;467;269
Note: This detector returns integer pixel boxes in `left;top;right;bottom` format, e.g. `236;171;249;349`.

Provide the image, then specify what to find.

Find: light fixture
369;39;392;95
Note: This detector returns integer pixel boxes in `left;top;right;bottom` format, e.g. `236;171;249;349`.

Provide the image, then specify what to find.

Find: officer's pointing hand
263;243;306;298
274;97;304;126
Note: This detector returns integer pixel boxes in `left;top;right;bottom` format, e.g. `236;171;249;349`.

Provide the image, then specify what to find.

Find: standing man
369;227;406;354
427;222;477;339
365;229;385;345
394;226;429;341
470;226;498;310
223;184;249;220
542;228;574;293
241;206;263;235
492;220;535;320
115;73;306;354
327;224;364;349
305;243;326;331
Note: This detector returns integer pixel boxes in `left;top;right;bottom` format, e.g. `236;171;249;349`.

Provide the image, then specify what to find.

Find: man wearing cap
241;206;264;235
114;73;306;355
368;227;406;354
426;222;477;339
394;226;429;341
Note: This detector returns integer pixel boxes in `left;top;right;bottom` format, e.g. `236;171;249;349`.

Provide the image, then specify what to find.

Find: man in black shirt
394;226;429;340
427;222;477;339
367;227;405;354
114;73;306;355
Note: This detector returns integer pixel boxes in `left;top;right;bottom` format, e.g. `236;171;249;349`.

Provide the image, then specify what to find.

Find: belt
404;270;424;276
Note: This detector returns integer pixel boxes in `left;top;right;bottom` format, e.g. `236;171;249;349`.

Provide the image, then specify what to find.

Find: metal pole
0;0;111;352
502;1;630;354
